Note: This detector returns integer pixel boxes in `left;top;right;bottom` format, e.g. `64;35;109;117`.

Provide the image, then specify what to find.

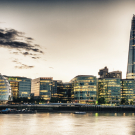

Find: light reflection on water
0;113;135;135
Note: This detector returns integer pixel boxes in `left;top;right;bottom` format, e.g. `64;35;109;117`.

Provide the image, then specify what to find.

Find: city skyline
0;0;135;82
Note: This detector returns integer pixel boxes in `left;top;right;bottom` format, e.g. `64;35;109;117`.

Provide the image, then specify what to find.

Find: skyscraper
127;15;135;79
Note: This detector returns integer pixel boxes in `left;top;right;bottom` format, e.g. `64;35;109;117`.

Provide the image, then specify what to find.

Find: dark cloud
32;57;40;59
26;37;33;40
0;28;44;56
21;52;33;56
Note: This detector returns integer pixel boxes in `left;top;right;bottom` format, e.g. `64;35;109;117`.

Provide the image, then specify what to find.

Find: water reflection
0;113;135;135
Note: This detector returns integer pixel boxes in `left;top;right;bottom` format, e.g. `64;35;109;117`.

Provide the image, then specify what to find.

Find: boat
74;112;86;114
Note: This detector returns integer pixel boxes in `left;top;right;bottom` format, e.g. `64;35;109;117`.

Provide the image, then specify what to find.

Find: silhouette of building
98;66;122;79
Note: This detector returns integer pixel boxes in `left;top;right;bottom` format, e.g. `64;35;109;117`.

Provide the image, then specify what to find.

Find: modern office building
57;82;72;103
0;74;13;102
121;79;135;104
98;67;122;79
31;77;53;100
127;15;135;79
70;75;97;104
98;78;121;104
51;80;62;98
4;76;31;99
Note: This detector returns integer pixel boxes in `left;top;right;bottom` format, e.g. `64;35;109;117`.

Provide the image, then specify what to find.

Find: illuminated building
70;75;97;104
0;73;13;102
51;80;71;103
4;76;31;99
51;80;62;98
121;79;135;104
31;77;52;100
57;82;71;103
98;78;121;104
127;15;135;79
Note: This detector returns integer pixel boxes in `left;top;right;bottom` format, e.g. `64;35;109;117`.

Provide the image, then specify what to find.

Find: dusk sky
0;0;135;82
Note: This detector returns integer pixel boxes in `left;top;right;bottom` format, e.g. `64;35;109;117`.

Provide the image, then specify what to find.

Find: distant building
98;66;122;79
0;74;13;103
70;75;97;104
127;15;135;79
98;66;109;78
98;78;121;105
31;77;53;100
4;76;31;99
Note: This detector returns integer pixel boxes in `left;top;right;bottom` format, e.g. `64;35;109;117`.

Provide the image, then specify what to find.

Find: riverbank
0;104;135;113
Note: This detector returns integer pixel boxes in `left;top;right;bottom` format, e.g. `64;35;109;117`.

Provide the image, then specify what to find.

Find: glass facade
9;81;19;99
57;83;71;103
71;75;97;104
4;76;31;99
127;15;135;79
0;74;13;101
121;79;135;103
31;77;53;100
98;78;121;104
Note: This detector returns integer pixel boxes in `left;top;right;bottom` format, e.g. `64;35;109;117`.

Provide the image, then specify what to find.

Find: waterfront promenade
0;103;135;112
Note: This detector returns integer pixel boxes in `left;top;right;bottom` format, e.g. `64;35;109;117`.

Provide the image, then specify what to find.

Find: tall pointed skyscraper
127;15;135;79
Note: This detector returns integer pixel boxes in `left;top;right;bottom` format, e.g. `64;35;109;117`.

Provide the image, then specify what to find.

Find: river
0;113;135;135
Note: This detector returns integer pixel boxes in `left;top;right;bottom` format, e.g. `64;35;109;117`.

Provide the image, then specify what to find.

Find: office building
98;78;121;104
70;75;97;104
121;79;135;104
0;73;12;102
4;76;31;99
31;77;52;100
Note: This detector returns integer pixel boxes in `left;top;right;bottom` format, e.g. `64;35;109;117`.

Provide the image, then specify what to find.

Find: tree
121;98;126;105
130;101;134;105
98;97;105;104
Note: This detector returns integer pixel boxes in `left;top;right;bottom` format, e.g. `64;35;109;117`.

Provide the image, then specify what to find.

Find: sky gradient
0;0;135;82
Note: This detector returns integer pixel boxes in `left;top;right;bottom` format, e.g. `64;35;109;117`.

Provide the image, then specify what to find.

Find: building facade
31;77;52;100
70;75;97;104
98;78;121;104
127;15;135;79
0;74;13;102
4;76;31;99
121;79;135;104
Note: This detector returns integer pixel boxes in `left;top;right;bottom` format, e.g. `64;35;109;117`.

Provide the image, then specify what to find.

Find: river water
0;113;135;135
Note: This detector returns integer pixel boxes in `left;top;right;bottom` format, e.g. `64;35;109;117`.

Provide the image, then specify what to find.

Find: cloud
49;67;54;69
21;52;33;56
12;59;34;69
26;37;33;40
0;28;44;56
12;52;19;55
32;57;40;59
15;64;34;69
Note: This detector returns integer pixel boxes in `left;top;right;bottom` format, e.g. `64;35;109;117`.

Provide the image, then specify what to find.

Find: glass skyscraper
127;15;135;79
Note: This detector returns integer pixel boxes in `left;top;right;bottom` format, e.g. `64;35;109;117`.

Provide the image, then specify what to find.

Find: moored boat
74;112;86;114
